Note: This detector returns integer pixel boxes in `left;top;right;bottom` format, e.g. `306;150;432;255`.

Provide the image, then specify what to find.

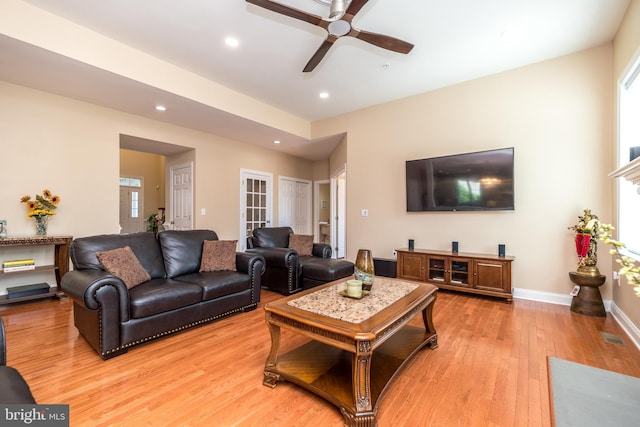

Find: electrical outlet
392;250;397;258
200;208;206;215
361;209;368;217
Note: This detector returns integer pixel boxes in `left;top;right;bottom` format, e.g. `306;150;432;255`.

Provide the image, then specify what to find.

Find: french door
239;169;273;251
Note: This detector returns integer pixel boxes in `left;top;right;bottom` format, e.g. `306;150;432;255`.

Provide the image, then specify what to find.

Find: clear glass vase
355;249;375;291
34;215;48;236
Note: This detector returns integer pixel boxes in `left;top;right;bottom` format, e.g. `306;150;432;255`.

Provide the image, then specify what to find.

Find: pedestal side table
569;272;606;317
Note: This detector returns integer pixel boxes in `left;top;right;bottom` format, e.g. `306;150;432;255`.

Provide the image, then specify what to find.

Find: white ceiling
0;0;631;159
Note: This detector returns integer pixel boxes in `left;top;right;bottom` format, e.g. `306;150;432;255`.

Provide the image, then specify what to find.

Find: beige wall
0;81;314;245
315;45;615;298
612;1;640;328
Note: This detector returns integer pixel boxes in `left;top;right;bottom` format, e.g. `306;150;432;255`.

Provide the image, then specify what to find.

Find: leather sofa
247;227;354;295
61;230;265;360
0;316;36;403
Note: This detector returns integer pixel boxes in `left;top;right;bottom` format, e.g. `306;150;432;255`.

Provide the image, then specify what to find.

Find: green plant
146;213;165;233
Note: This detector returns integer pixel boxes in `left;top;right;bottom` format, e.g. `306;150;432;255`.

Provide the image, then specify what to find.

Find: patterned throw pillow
200;240;237;272
288;234;314;256
96;246;151;289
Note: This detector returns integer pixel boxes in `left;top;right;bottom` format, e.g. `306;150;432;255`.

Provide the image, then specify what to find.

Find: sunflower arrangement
20;189;61;218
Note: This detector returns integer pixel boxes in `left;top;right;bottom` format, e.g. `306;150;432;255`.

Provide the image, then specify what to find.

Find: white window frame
616;51;640;258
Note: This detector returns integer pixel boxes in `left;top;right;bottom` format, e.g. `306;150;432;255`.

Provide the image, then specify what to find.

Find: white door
331;167;347;259
119;179;144;234
239;169;273;251
279;177;312;235
169;163;193;230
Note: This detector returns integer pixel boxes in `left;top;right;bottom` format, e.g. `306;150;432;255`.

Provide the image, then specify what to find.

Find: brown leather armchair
247;227;353;295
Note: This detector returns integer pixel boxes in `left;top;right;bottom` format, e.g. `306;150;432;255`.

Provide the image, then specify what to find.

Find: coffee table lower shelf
264;325;436;426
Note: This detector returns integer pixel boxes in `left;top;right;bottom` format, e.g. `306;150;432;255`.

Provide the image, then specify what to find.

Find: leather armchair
246;227;331;295
0;316;36;403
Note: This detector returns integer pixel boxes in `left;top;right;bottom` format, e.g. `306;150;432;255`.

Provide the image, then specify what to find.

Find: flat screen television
406;147;515;212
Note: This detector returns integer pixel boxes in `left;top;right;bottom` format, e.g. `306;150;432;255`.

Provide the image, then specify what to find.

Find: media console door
396;249;513;302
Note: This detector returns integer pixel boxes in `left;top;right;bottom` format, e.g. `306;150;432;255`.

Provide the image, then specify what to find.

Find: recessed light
155;105;167;111
225;37;239;48
273;140;281;144
319;92;329;99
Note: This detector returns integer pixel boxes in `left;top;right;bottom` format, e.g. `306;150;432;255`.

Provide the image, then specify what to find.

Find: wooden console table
396;248;514;302
0;235;73;305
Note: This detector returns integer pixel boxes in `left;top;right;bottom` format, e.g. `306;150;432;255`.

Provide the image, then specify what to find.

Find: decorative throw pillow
200;240;237;272
96;246;151;289
288;234;314;256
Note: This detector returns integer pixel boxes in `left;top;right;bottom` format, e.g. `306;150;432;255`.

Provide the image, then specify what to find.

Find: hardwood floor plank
1;289;640;426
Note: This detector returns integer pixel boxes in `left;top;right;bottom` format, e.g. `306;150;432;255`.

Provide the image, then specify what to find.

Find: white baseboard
609;302;640;350
513;288;639;351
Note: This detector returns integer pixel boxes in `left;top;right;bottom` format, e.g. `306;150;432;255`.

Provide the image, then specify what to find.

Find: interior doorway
119;134;193;233
331;166;347;259
314;180;331;244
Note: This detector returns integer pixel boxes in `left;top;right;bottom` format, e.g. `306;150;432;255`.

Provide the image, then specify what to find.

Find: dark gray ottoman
300;257;354;290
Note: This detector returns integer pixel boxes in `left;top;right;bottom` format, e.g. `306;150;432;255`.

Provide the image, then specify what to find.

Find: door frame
331;164;347;259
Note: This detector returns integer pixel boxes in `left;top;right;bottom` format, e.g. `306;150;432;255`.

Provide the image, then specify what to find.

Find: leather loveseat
61;230;265;360
247;227;354;295
0;316;36;403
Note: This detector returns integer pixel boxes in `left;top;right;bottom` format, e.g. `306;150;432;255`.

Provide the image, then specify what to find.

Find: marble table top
287;277;419;324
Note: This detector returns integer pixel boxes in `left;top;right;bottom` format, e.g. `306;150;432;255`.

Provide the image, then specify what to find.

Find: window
617;57;640;256
119;177;142;187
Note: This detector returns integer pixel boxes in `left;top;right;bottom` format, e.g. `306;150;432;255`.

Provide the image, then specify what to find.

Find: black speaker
373;258;397;278
631;146;640;161
408;239;414;250
498;244;506;258
452;241;458;254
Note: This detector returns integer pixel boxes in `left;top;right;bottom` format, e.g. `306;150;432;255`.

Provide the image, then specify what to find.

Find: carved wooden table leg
339;340;377;427
422;294;439;349
263;313;282;387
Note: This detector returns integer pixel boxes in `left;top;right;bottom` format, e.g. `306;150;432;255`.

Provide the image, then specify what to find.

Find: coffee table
263;277;438;426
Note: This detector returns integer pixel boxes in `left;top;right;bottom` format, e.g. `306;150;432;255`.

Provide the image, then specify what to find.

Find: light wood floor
2;289;640;426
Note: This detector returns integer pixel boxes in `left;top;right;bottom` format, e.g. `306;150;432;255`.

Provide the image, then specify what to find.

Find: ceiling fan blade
345;0;370;18
354;29;414;54
246;0;323;26
303;39;335;72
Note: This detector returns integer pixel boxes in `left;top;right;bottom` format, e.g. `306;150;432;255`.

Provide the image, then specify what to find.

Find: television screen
406;147;514;212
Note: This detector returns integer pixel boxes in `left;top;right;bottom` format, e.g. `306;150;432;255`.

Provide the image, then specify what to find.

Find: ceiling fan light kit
246;0;414;72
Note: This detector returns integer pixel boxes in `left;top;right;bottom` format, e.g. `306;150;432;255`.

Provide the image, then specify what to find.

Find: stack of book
2;259;36;272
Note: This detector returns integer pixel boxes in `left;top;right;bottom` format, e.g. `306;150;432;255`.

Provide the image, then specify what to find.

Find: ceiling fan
246;0;414;72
